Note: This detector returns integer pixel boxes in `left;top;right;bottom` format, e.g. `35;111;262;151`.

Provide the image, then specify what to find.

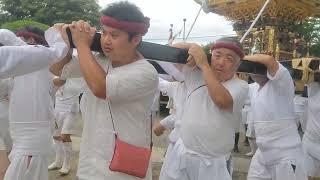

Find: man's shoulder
226;77;248;89
131;59;158;74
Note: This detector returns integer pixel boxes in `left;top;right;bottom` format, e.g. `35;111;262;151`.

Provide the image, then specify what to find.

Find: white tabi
167;66;248;180
60;54;158;180
247;64;307;180
0;28;68;79
302;82;320;178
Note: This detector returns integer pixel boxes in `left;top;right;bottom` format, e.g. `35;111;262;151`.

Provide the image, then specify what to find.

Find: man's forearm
202;66;233;110
50;53;72;76
77;44;107;99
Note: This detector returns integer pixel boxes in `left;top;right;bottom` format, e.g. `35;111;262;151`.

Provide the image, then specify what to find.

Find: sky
98;0;236;45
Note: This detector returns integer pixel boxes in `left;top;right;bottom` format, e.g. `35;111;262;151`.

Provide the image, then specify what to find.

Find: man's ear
131;34;142;46
29;37;36;44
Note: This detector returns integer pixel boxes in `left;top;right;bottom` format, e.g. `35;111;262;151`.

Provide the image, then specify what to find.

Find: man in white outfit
245;81;259;157
246;54;307;180
153;77;187;180
160;37;248;180
0;29;21;180
48;77;84;175
50;2;158;179
302;82;320;180
4;26;70;180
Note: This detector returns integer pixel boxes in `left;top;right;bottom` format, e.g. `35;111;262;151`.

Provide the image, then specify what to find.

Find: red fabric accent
109;134;152;178
16;32;43;40
100;15;150;35
211;42;244;58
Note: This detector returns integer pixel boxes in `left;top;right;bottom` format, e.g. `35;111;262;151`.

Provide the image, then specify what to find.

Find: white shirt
62;54;158;180
244;82;259;125
0;78;12;102
305;82;320;144
0;28;68;78
180;67;248;157
252;64;302;164
55;78;84;113
9;68;54;156
159;78;187;142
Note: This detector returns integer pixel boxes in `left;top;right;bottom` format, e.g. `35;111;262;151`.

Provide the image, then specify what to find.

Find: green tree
1;20;49;32
0;0;101;26
202;42;213;58
296;17;320;57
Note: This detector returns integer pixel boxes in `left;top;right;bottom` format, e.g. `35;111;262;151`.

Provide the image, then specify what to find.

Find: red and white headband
100;15;150;35
211;41;244;59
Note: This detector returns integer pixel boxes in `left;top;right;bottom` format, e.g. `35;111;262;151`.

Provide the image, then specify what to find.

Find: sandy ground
48;113;252;180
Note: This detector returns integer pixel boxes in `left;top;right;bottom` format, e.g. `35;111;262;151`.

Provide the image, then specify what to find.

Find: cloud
98;0;236;44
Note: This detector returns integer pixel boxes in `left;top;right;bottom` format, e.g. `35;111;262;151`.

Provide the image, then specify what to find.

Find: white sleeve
226;80;249;113
106;61;159;103
0;78;11;99
0;29;25;46
0;28;68;78
267;63;295;95
158;78;177;98
308;82;320;98
160;114;176;129
157;61;185;82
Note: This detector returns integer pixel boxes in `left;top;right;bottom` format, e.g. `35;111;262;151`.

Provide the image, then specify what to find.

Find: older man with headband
158;37;248;180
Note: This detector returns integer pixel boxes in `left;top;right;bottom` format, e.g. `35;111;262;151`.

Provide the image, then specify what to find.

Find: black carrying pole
66;28;319;81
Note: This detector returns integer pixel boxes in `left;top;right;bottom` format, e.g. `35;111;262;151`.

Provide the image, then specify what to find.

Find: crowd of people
0;1;319;180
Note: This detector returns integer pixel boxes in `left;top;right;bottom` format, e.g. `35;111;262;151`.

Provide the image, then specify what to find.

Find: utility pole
183;18;187;41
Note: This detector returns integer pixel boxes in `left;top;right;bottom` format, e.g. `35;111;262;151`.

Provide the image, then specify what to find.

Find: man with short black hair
50;2;158;179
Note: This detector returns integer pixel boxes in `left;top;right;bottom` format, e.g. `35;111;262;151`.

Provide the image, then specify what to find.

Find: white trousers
303;136;320;177
159;139;231;180
53;111;79;136
4;154;48;180
5;122;51;180
248;149;307;180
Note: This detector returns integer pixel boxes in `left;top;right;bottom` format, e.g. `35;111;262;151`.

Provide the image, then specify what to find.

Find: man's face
20;36;35;44
210;48;240;81
100;26;140;61
250;74;268;86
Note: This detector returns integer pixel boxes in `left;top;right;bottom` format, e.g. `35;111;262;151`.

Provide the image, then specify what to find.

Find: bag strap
150;114;153;148
106;61;153;149
107;101;153;148
107;101;116;133
187;84;206;98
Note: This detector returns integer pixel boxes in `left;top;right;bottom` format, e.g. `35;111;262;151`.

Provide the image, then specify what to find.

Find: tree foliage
0;0;101;26
1;20;49;32
296;17;320;57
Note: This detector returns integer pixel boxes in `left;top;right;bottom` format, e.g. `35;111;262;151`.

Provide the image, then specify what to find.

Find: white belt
166;138;229;179
10;121;52;156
